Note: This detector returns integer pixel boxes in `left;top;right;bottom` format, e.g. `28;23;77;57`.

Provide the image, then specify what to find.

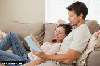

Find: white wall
0;0;44;23
45;0;100;24
0;0;44;35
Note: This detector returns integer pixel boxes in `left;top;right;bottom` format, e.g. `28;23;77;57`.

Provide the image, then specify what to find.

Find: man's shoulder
72;24;91;39
77;24;88;30
75;24;90;33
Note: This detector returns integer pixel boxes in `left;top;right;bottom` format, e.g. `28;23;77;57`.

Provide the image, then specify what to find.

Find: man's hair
67;1;88;19
57;24;72;36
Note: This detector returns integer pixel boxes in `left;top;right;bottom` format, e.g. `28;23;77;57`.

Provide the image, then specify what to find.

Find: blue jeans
0;32;29;66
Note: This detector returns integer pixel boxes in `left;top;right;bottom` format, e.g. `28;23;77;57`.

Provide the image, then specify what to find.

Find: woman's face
53;26;66;41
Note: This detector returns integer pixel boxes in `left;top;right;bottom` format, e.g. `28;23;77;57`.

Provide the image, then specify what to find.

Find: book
24;35;41;52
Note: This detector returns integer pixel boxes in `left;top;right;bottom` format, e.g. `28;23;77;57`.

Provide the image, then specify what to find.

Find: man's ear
79;13;83;19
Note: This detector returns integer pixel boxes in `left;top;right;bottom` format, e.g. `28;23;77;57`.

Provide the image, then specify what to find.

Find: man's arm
47;49;80;62
33;49;81;63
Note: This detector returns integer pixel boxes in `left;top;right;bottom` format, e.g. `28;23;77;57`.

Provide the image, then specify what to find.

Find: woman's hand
32;51;48;61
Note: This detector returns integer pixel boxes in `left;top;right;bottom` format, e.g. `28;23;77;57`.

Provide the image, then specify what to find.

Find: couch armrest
87;49;100;66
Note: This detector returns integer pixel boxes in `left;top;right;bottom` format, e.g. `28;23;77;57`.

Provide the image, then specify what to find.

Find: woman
28;24;72;59
24;24;72;66
0;24;72;66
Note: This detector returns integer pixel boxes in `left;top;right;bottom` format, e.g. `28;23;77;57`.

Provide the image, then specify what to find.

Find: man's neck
76;19;85;28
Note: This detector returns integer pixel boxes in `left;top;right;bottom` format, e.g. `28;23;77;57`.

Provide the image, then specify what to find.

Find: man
33;1;91;66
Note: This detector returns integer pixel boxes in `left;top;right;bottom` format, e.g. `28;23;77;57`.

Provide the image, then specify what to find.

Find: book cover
24;35;41;52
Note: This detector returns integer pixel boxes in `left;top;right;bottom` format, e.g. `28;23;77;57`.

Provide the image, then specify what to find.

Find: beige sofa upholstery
86;20;100;34
86;21;100;66
43;23;57;42
0;22;43;37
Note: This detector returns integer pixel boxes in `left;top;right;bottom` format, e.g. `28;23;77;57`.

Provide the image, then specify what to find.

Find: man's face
68;11;80;26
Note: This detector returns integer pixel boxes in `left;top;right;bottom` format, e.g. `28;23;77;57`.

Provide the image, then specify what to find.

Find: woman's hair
57;24;72;36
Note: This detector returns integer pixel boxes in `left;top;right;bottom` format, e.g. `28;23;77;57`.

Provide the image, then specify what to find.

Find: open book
24;35;41;51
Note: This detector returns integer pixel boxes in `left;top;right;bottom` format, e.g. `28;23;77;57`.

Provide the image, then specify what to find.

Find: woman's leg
7;32;27;57
0;32;29;63
0;50;24;61
0;32;12;50
0;50;26;66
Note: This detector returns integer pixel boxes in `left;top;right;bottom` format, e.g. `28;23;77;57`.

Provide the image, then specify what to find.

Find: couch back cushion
0;22;43;37
87;49;100;66
86;20;100;34
44;20;100;42
43;23;57;42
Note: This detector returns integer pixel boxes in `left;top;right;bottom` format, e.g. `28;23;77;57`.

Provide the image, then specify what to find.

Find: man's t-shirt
58;24;91;54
